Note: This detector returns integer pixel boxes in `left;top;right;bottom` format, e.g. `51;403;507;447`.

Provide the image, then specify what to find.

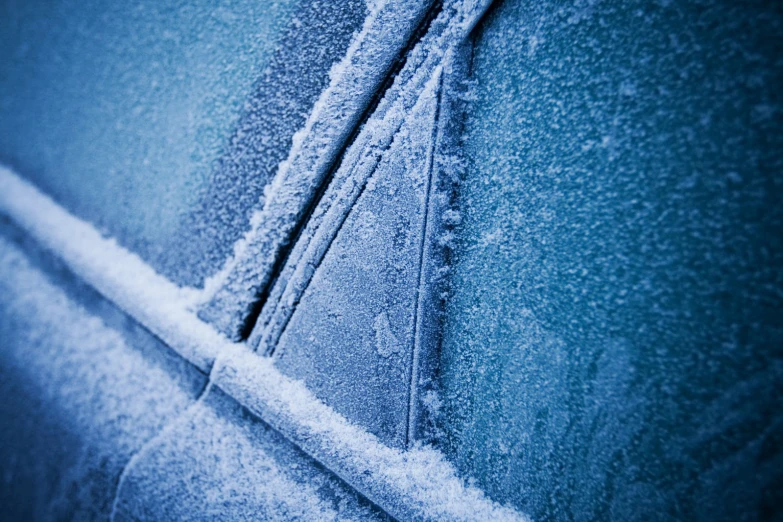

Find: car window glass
0;0;365;287
267;77;442;448
437;0;783;519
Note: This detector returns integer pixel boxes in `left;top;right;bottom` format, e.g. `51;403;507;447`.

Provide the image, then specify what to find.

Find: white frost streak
0;165;218;371
214;346;529;522
0;165;528;521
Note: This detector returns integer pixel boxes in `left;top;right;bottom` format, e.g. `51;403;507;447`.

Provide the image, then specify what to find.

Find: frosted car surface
439;0;783;519
0;0;781;520
0;0;365;287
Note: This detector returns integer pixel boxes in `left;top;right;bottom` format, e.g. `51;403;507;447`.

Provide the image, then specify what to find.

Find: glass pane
268;80;441;448
0;0;365;286
439;0;783;520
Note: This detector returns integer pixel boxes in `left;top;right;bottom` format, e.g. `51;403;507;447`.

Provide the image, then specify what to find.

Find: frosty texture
271;73;441;448
0;166;525;520
198;0;433;337
439;0;783;520
0;221;206;520
0;0;364;287
113;388;387;521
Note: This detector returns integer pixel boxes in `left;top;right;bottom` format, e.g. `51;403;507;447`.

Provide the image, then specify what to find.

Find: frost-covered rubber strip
0;166;528;521
0;165;217;372
247;0;489;355
197;0;437;339
198;0;494;342
248;65;446;355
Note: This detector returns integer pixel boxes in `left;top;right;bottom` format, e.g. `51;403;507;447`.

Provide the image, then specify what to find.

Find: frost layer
439;0;783;520
0;222;205;520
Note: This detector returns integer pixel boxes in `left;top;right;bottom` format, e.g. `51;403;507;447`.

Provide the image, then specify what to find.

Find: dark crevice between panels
236;0;445;343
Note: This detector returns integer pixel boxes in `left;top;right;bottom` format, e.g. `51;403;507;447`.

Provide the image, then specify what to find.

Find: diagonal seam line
108;366;400;522
254;132;377;355
405;68;444;448
264;64;445;358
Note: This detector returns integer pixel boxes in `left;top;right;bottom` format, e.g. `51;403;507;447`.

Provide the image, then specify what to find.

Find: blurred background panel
0;0;365;287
